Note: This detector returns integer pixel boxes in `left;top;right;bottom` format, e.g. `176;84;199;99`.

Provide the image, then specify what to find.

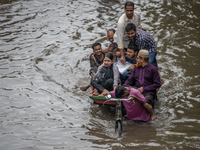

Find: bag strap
92;54;97;64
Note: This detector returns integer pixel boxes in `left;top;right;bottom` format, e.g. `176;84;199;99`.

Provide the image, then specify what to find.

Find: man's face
127;48;137;59
121;89;129;98
125;6;134;19
107;31;114;43
93;45;102;56
127;29;136;40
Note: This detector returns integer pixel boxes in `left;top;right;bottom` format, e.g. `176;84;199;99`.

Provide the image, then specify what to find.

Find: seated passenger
121;42;138;83
80;43;105;91
90;43;105;68
91;53;120;96
124;49;161;107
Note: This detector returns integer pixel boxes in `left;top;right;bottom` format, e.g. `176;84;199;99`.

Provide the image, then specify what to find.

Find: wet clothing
89;54;105;68
91;63;120;93
116;12;141;49
110;87;150;121
123;63;161;97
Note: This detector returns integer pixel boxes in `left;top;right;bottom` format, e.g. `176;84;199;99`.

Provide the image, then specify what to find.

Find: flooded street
0;0;200;149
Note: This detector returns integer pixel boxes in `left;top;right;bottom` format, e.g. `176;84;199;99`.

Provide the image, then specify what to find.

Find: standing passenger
102;29;118;54
125;23;158;68
117;1;141;64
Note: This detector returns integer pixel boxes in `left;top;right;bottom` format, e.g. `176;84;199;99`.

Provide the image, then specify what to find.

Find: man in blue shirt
121;42;138;83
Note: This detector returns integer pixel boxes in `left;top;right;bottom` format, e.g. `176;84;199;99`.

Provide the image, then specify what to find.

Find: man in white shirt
117;1;141;64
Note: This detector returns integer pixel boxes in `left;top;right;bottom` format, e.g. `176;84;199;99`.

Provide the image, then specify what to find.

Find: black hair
89;68;97;75
107;28;115;34
92;42;101;50
125;1;134;9
128;41;138;52
115;86;126;98
126;23;136;32
105;53;113;61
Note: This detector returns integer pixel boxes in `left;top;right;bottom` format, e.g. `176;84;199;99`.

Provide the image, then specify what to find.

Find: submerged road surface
0;0;200;149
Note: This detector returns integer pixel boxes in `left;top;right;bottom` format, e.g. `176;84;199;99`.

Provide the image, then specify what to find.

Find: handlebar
106;97;132;101
104;94;132;102
103;97;132;105
105;94;132;101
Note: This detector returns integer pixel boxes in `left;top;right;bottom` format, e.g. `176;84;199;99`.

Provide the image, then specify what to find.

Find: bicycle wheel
118;121;122;139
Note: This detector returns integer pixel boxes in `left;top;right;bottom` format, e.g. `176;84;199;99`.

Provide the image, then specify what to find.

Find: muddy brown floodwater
0;0;200;149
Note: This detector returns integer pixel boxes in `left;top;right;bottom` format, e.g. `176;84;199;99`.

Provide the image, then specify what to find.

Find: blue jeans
149;51;158;69
121;70;129;81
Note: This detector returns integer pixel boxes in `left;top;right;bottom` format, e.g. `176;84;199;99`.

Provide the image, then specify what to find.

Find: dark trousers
91;78;114;93
144;93;155;105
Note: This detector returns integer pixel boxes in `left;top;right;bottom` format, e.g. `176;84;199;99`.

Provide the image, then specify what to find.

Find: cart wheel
118;121;122;139
115;120;118;133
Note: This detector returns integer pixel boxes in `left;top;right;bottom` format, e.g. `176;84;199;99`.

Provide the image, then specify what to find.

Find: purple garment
110;87;150;121
123;63;161;97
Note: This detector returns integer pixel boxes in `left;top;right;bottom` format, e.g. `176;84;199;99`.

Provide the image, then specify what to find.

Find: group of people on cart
80;1;164;122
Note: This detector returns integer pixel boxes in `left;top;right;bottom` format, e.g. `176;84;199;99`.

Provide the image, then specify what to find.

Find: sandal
122;115;127;120
151;117;158;122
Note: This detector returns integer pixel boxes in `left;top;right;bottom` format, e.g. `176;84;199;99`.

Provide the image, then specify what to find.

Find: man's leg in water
143;103;157;122
80;72;96;91
80;84;91;91
143;93;157;122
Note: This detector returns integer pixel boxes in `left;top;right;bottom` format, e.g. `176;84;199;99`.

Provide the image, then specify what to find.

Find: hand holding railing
103;94;132;105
